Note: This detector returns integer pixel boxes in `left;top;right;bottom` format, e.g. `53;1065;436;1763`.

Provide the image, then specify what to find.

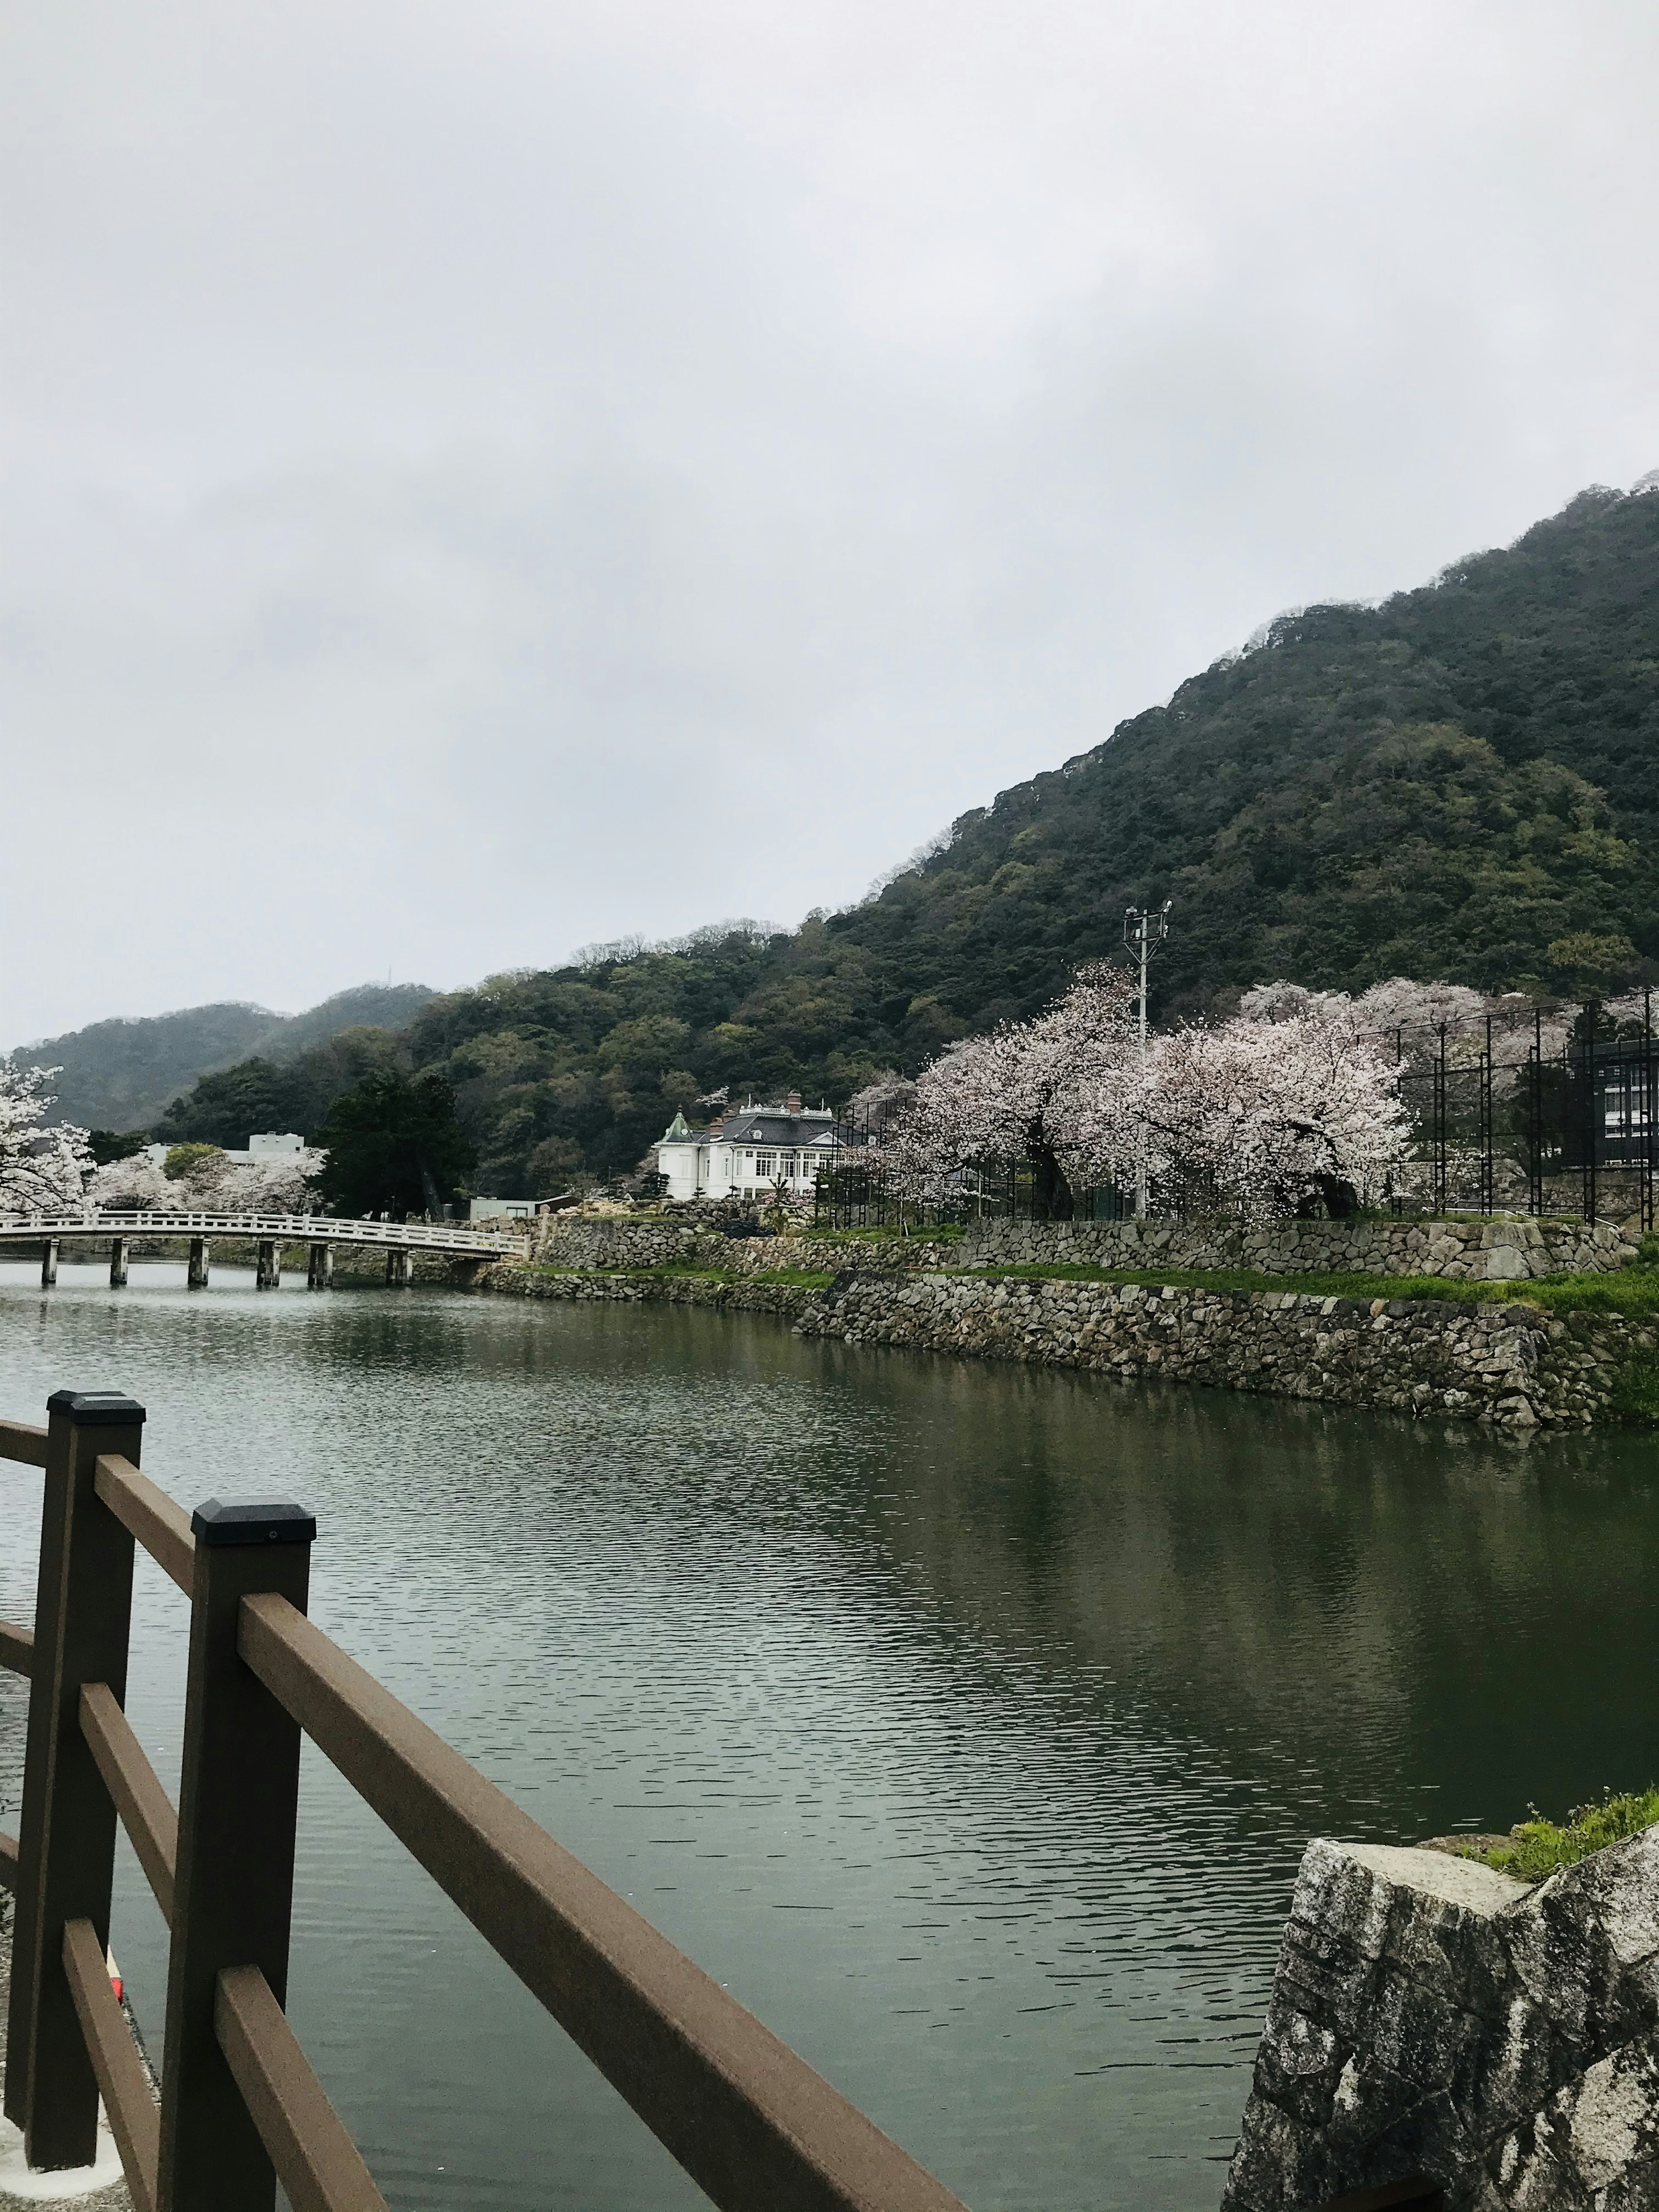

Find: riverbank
477;1255;1659;1432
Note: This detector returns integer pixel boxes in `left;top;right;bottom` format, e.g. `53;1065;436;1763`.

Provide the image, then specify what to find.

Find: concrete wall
958;1214;1640;1281
1224;1830;1659;2211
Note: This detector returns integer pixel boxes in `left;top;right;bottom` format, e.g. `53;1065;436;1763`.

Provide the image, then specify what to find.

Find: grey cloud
3;0;1656;1043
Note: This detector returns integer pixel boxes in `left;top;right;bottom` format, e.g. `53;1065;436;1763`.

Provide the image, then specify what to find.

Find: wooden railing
0;1393;1449;2212
0;1391;970;2212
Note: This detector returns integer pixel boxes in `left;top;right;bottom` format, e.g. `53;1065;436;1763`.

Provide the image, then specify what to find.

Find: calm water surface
2;1261;1658;2212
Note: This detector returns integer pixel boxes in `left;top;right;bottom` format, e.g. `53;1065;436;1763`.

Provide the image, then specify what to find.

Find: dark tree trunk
1032;1146;1075;1221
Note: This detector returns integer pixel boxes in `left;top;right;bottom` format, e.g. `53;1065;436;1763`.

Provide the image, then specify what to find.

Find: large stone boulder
1224;1834;1659;2210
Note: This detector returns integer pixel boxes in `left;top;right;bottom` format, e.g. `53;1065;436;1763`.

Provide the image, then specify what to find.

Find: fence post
1645;988;1655;1238
157;1497;316;2212
5;1390;145;2168
1584;1000;1599;1226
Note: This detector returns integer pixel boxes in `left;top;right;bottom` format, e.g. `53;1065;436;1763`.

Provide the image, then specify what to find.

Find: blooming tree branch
0;1060;93;1213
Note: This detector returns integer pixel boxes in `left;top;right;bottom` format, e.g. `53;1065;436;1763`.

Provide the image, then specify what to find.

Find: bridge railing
0;1391;971;2212
0;1211;528;1255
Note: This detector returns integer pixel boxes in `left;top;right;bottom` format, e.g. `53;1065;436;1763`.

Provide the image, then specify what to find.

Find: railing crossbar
79;1683;178;1925
214;1965;388;2212
61;1916;159;2212
95;1455;195;1595
0;1419;48;1468
0;1619;34;1678
238;1592;969;2212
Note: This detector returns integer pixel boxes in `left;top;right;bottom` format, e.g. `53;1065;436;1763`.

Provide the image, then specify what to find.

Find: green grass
1610;1356;1659;1422
534;1250;1659;1318
947;1259;1659;1318
1468;1789;1659;1880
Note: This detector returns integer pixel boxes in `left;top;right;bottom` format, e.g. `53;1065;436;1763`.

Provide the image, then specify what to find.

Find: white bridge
0;1210;530;1289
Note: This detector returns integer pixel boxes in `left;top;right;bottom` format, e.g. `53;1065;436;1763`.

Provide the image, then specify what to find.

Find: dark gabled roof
718;1111;838;1146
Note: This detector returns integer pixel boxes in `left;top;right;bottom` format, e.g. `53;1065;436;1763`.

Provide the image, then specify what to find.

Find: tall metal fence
813;1100;1128;1231
1388;996;1656;1229
813;996;1659;1231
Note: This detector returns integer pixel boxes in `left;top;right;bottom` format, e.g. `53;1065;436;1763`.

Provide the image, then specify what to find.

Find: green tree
1545;931;1640;999
163;1143;224;1181
315;1073;475;1218
88;1129;150;1166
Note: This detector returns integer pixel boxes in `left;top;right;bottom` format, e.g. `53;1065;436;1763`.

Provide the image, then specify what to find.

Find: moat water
1;1262;1658;2211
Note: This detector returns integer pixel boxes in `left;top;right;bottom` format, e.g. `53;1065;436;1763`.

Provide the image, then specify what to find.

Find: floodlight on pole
1123;900;1173;1218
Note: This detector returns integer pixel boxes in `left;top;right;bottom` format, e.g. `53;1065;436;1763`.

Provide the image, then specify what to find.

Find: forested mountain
14;983;435;1131
157;480;1659;1192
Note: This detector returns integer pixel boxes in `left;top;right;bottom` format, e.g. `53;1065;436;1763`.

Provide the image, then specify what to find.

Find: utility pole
1123;900;1173;1219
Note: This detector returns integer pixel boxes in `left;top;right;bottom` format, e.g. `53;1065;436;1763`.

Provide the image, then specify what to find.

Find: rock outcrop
1224;1833;1659;2210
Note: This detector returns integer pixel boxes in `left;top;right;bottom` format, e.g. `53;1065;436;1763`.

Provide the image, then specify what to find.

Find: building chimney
785;1090;802;1112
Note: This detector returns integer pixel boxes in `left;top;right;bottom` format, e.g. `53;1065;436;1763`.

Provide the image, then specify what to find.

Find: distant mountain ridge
12;983;436;1130
76;477;1659;1193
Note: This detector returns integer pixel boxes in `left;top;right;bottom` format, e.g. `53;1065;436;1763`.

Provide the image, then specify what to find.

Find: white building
469;1195;537;1220
654;1098;844;1202
221;1131;306;1167
140;1131;306;1169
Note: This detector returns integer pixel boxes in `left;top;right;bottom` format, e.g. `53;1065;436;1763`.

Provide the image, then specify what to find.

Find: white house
140;1132;306;1169
221;1131;306;1168
655;1097;844;1202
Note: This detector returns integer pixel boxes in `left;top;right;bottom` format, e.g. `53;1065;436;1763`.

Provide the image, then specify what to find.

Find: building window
780;1154;798;1177
755;1152;776;1177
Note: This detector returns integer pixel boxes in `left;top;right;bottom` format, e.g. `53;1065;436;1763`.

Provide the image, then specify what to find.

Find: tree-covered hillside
14;984;435;1131
159;481;1659;1191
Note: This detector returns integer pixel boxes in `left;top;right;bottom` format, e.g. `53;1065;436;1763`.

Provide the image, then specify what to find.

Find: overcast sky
4;0;1656;1044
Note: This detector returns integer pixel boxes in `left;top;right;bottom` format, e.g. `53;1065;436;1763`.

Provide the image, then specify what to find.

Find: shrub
1482;1788;1659;1880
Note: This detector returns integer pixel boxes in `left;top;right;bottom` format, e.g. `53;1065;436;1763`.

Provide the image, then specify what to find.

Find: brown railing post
157;1498;316;2212
5;1389;146;2168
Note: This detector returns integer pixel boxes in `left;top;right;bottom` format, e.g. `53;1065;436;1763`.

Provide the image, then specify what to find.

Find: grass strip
1460;1789;1659;1881
944;1260;1659;1317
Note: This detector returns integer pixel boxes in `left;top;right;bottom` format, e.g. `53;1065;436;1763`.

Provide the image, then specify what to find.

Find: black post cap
191;1499;317;1548
46;1391;146;1426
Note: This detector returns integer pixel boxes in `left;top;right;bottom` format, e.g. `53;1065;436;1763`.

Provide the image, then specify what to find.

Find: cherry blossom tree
86;1146;326;1215
0;1060;93;1213
86;1156;176;1211
1118;1001;1411;1217
883;964;1140;1215
228;1149;327;1214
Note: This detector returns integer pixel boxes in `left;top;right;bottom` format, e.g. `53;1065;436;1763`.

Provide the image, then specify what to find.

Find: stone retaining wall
1224;1831;1659;2211
529;1218;957;1274
959;1214;1639;1281
791;1271;1651;1432
479;1265;813;1319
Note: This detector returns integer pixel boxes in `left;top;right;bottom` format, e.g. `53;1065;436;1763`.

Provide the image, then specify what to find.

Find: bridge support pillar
307;1242;332;1290
187;1238;209;1290
39;1239;57;1290
385;1249;412;1287
109;1237;129;1289
256;1239;281;1291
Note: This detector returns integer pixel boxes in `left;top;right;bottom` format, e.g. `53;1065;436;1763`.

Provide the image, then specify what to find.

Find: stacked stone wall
529;1218;957;1274
478;1265;812;1319
791;1271;1651;1432
960;1214;1638;1281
